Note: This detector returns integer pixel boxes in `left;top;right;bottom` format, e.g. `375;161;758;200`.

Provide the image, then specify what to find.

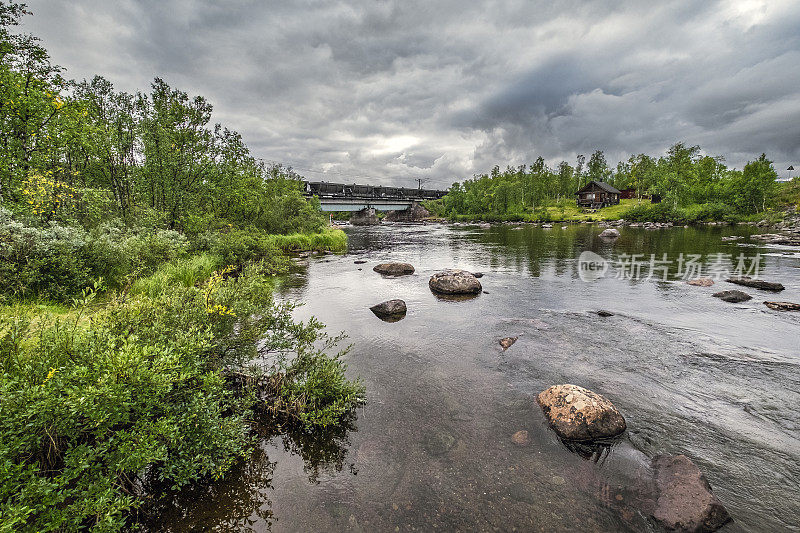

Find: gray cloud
22;0;800;187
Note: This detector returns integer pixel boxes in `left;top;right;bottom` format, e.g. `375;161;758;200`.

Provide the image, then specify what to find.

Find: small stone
712;290;752;303
511;430;530;446
550;475;566;486
499;336;518;350
764;301;800;311
373;262;415;276
354;260;367;264
472;272;484;278
687;278;714;287
596;310;615;317
726;277;784;292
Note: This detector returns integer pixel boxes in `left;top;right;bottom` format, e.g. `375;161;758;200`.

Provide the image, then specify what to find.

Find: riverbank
0;220;363;531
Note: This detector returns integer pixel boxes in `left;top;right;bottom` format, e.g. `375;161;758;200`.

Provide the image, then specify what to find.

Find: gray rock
537;384;626;442
596;310;615;317
651;455;731;532
712;290;752;303
599;228;621;239
373;262;415;276
429;269;482;295
369;299;407;320
726;277;785;292
354;260;367;264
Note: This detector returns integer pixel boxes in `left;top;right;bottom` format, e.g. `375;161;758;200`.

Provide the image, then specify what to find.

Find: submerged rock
712;290;752;303
763;301;800;311
687;278;714;287
536;384;626;442
354;260;367;264
373;262;415;276
726;277;785;292
511;430;530;447
471;272;484;278
369;299;407;320
596;310;615;317
651;455;731;532
429;270;482;295
499;336;518;350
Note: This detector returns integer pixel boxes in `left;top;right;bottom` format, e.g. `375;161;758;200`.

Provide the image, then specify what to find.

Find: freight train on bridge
303;181;447;201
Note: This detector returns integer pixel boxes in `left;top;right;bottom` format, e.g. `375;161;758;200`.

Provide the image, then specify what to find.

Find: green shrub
0;266;364;531
621;202;683;222
0;214;92;301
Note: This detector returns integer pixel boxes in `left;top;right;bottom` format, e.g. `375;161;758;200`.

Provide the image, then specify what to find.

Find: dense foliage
0;265;364;531
0;3;363;531
435;144;783;220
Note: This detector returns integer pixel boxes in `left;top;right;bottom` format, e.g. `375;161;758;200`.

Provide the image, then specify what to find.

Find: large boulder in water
598;228;620;239
373;262;415;276
536;384;626;442
651;454;731;532
726;277;784;292
370;299;407;321
428;270;482;295
712;290;751;303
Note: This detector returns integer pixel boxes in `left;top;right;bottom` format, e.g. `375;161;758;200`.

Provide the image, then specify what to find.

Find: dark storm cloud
22;0;800;187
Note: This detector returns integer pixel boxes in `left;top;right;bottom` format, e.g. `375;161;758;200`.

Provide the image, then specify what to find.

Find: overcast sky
22;0;800;187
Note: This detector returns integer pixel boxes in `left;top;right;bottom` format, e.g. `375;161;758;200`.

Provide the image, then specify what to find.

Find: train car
352;184;372;196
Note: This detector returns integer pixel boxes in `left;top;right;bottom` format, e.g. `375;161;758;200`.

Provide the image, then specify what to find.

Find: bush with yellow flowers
21;172;75;220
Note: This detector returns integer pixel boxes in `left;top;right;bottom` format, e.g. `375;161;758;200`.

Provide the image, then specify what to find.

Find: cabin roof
575;180;622;195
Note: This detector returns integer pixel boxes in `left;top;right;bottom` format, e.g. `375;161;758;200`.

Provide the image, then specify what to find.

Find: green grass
131;253;223;298
266;228;348;253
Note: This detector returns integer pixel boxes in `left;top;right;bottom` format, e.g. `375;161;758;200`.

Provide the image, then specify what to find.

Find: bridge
303;181;447;212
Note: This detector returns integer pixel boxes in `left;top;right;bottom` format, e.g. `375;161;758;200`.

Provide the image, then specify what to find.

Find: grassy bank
436;198;786;225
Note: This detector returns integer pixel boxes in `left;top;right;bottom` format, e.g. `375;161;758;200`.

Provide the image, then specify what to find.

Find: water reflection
161;223;798;532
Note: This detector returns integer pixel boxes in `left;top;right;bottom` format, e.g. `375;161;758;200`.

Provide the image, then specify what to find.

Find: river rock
712;290;751;303
599;228;621;239
726;277;785;292
499;336;518;350
354;260;367;264
687;278;714;287
471;272;484;278
373;262;415;276
536;384;626;442
651;454;731;532
596;310;615;317
764;301;800;311
369;299;407;320
429;270;482;295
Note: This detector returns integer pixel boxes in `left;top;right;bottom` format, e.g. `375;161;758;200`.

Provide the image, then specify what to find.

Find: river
157;223;800;532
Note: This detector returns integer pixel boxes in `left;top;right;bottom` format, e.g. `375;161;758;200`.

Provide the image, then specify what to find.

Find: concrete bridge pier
383;201;432;222
350;207;380;226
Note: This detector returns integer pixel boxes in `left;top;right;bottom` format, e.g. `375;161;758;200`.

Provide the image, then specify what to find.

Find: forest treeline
436;144;789;222
0;3;362;531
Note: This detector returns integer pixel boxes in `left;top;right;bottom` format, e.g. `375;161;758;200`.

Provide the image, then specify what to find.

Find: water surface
159;223;800;532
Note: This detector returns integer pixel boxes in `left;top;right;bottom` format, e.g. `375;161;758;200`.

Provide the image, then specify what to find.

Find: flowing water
157;223;800;532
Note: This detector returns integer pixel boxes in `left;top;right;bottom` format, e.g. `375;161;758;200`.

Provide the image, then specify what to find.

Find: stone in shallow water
369;299;407;321
428;270;482;295
499;336;518;350
651;454;731;532
687;278;714;287
422;430;456;456
596;310;615;317
726;277;784;292
373;262;415;275
511;430;529;446
712;290;751;303
763;301;800;311
537;384;626;442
